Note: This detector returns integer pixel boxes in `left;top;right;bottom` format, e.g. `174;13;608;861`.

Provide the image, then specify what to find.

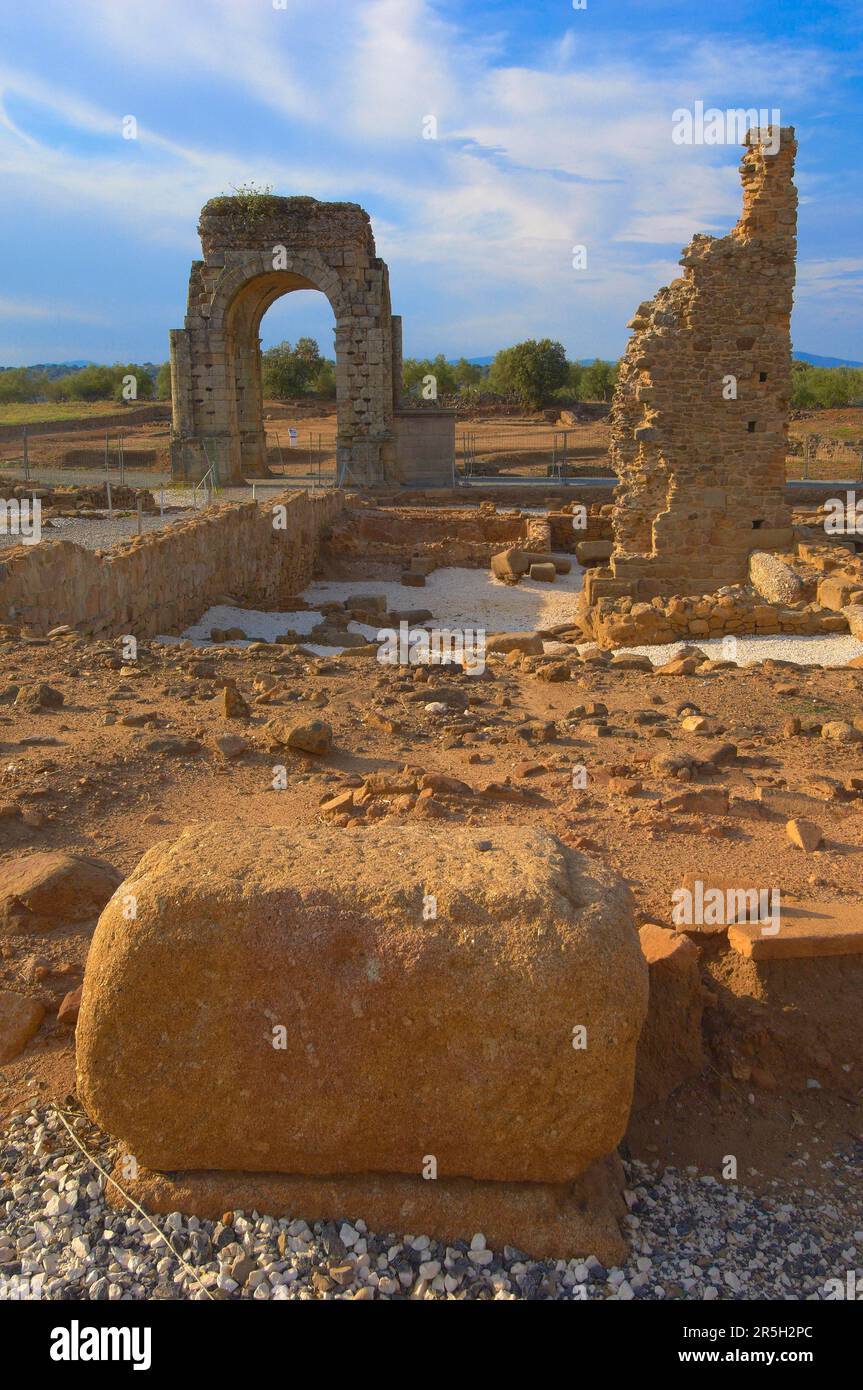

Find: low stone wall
581;581;849;649
0;490;345;638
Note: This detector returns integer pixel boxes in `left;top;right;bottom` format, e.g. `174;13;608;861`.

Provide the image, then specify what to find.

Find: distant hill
793;351;863;369
450;351;863;369
0;360;160;380
448;355;616;367
0;359;93;378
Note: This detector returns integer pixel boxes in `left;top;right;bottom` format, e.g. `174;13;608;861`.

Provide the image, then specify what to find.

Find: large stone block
77;824;647;1184
749;550;803;606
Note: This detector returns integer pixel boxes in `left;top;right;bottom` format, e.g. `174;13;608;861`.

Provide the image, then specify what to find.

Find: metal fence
787;434;863;481
0;422;172;489
457;425;611;481
2;417;862;491
265;428;337;487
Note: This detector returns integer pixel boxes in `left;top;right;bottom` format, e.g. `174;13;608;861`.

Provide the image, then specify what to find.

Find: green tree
64;365;118;400
790;364;863;409
578;358;619;402
452;357;484;390
262;339;323;398
310;360;337;397
156;362;172;399
402;354;459;399
0;367;43;403
110;365;155;402
487;339;569;408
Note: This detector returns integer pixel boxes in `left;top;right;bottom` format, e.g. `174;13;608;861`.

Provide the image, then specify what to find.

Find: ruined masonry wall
0;491;345;639
605;128;798;599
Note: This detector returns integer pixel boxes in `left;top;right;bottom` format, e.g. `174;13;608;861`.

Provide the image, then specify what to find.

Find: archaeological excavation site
0;116;861;1326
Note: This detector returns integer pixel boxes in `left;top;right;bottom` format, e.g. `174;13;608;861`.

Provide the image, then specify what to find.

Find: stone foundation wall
319;502;599;573
0;491;345;639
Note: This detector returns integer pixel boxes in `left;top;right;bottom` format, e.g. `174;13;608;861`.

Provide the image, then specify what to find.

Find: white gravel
302;567;585;633
157;568;863;673
615;632;863;668
0;509;194;554
2;1105;859;1301
156;566;585;653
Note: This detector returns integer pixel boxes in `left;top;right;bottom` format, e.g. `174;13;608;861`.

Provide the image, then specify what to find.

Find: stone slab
728;899;863;960
106;1155;628;1266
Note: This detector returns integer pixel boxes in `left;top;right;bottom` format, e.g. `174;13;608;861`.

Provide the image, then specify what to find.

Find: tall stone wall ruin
589;126;798;605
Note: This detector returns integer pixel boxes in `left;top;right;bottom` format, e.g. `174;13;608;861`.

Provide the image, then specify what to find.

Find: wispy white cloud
0;0;851;357
0;295;108;325
797;258;863;298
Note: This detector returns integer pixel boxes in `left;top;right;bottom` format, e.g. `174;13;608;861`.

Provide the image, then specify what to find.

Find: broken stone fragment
0;990;44;1062
216;734;249;759
144;736;203;757
281;720;333;755
0;851;123;934
749;551;804;606
57;985;83;1028
221;684;250;719
490;547;530;583
486;632;543;656
786;817;823;853
680;714;720;735
528;562;556;582
821;720;859;742
14;682;64;711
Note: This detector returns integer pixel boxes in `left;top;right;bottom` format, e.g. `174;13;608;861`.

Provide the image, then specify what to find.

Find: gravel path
0;510;195;554
614;632;863;668
1;1106;859;1301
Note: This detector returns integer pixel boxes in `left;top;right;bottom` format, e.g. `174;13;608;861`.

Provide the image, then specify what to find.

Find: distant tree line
0;362;166;404
402;340;619;409
2;346;861;413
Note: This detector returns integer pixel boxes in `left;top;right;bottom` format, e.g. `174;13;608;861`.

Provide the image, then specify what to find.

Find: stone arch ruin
170;195;413;485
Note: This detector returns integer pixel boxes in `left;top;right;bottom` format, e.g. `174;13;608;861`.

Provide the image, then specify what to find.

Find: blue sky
0;0;860;367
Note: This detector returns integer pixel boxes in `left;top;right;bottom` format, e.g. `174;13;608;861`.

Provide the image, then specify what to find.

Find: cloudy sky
0;0;860;366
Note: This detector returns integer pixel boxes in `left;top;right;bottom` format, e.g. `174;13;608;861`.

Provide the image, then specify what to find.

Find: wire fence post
106;480;113;520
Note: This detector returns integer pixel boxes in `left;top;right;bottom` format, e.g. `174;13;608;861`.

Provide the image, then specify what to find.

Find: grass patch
0;402;163;425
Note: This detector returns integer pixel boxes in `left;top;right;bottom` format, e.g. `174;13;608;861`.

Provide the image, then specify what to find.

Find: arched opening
223;270;342;479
